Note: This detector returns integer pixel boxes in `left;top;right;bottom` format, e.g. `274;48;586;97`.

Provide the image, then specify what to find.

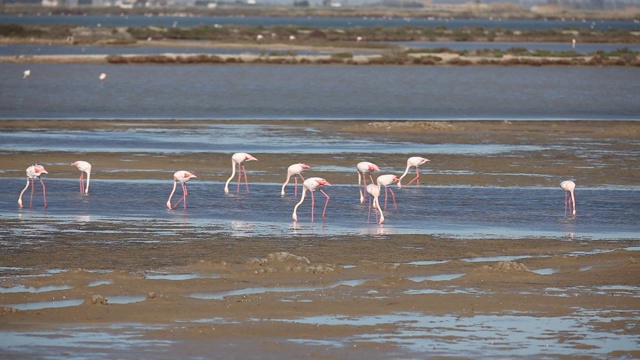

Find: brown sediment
0;119;638;358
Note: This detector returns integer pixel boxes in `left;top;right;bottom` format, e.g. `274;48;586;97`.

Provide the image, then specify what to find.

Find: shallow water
3;64;639;120
2;178;639;240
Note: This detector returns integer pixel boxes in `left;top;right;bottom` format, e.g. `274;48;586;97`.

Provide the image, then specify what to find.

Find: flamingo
560;180;576;216
376;174;400;210
292;177;331;222
281;163;310;197
99;73;107;81
167;171;197;209
366;184;384;224
72;161;92;194
357;161;379;204
18;164;48;209
224;152;257;194
398;156;430;188
23;69;31;79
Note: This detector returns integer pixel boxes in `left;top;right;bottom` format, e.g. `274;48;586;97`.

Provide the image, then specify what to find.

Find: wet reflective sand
1;120;639;359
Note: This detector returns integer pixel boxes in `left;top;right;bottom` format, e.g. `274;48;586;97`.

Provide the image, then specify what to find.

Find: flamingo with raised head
167;171;197;209
281;163;310;197
224;152;257;194
560;180;576;216
292;177;331;222
366;184;384;224
72;161;92;194
357;161;379;203
377;174;400;210
398;156;430;188
18;164;48;209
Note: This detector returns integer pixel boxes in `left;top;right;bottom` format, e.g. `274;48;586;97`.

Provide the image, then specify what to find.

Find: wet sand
1;120;639;358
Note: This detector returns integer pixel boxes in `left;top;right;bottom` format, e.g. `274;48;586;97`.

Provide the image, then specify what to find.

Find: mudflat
1;119;639;358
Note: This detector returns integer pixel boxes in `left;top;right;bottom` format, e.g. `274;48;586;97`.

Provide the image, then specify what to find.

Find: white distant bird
167;171;197;210
357;161;379;204
560;180;576;216
256;34;264;41
281;163;310;197
292;177;331;223
289;35;296;41
366;184;384;224
72;161;92;195
18;164;48;209
224;152;257;194
23;69;31;79
99;73;107;81
398;156;430;188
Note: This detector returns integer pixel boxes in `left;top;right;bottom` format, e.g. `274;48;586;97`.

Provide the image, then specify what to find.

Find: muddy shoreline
1;119;639;358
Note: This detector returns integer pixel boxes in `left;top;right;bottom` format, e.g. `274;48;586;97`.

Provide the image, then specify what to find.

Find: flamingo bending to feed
18;164;48;209
376;174;400;210
398;156;430;188
366;184;384;224
292;177;331;222
357;161;379;203
560;180;576;216
167;171;197;209
224;152;257;194
281;163;310;197
72;161;92;194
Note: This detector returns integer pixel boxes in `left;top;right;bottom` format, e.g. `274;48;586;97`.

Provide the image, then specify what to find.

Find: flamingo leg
294;177;298;198
40;178;47;208
30;178;35;208
242;164;250;193
310;190;315;222
388;187;397;210
236;165;243;193
79;173;85;194
182;182;188;209
320;189;330;219
405;168;421;187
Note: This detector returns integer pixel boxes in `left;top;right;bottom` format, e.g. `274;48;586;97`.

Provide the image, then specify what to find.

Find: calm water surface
3;14;638;30
2;64;639;120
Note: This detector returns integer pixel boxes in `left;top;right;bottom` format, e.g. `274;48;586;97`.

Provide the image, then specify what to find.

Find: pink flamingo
398;156;430;188
357;161;379;203
167;171;197;209
18;164;48;209
72;161;92;195
292;177;331;222
377;174;400;210
366;184;384;224
224;152;257;194
281;163;310;197
560;180;576;216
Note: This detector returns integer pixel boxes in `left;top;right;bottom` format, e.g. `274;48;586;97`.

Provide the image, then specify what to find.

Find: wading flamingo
292;177;331;222
23;69;31;79
366;184;384;224
99;73;107;82
167;171;197;209
560;180;576;216
18;164;48;209
281;163;310;197
224;152;257;194
72;161;92;194
377;174;400;210
398;156;430;188
357;161;379;203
